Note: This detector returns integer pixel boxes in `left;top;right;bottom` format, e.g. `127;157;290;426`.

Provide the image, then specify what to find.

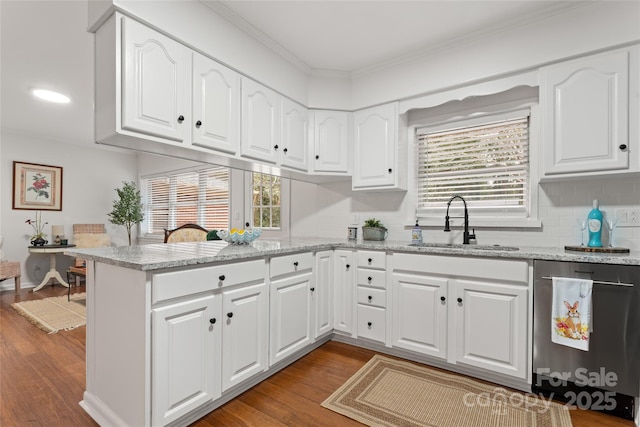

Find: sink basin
408;243;519;251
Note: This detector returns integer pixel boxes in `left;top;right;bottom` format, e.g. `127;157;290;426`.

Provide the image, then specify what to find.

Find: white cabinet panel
454;279;528;379
541;48;633;176
333;250;355;334
152;294;221;425
269;273;313;365
241;78;280;163
391;273;448;359
311;110;350;174
222;282;268;391
314;251;333;338
192;53;240;154
122;17;190;143
281;98;309;171
357;305;386;343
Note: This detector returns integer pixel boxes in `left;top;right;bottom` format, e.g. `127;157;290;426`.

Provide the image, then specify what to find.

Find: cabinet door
222;282;268;391
392;273;448;359
541;49;630;175
281;98;309;171
453;279;527;379
333;250;355;334
312;110;349;173
241;78;280;163
313;251;333;338
352;103;397;189
269;273;313;365
122;17;190;142
192;53;240;154
152;294;221;425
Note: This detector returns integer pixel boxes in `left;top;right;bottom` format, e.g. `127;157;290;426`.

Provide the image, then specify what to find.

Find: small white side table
28;244;76;291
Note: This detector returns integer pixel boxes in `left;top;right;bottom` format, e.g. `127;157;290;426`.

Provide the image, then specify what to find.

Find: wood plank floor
1;284;634;427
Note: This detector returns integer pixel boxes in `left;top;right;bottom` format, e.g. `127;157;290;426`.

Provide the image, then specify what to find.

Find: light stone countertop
65;237;640;271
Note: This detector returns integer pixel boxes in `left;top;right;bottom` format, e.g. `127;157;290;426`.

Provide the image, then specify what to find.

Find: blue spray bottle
587;199;603;247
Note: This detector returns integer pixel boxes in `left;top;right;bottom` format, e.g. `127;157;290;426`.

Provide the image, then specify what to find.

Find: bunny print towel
552;277;593;351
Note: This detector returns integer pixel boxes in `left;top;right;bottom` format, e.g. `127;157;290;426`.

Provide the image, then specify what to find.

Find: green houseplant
107;181;144;246
362;218;388;241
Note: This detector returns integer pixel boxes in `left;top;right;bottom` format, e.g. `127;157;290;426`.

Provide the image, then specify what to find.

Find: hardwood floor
1;284;634;427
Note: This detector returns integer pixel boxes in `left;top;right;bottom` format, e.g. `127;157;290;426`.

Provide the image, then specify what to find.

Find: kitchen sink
408;243;519;251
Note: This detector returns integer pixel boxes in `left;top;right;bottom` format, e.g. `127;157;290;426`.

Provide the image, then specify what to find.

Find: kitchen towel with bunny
551;277;593;351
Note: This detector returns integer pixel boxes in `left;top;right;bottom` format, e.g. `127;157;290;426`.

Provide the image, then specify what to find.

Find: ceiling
1;0;583;147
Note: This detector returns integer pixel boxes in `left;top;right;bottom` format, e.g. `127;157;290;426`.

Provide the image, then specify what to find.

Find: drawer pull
368;258;372;263
310;287;315;292
368;277;372;282
209;318;216;324
457;297;463;304
368;295;373;302
219;275;225;281
346;264;350;269
367;322;372;327
293;261;299;267
227;312;233;318
440;296;446;302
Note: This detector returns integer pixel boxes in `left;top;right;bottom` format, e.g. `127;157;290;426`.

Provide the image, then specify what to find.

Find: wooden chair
0;262;21;292
164;223;208;243
66;224;110;300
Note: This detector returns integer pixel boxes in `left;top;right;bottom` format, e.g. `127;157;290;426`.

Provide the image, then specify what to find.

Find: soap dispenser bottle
412;220;423;245
587;199;603;247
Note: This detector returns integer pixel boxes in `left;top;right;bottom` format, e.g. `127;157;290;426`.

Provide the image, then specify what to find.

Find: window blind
417;116;529;213
144;167;229;234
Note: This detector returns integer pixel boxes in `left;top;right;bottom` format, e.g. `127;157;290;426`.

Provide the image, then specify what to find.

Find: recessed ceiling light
32;89;71;104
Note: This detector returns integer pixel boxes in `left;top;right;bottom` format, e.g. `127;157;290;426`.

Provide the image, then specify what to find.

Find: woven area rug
11;293;86;334
322;355;572;427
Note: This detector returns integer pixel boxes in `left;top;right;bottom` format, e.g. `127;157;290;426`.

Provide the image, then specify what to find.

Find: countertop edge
65;239;640;271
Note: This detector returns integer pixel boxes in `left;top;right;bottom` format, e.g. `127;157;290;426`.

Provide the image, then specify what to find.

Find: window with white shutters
417;113;530;217
143;166;230;234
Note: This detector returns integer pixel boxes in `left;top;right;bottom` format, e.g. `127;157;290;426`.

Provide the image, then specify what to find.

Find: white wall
0;130;138;289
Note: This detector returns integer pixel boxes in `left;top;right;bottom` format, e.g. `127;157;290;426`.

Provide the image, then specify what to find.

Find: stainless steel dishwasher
532;260;640;420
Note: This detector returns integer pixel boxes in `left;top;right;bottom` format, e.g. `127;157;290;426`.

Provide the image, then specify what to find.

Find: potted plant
362;218;388;241
107;181;144;246
26;211;48;246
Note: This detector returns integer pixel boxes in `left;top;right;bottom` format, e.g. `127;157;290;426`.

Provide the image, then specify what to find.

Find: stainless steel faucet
444;195;476;244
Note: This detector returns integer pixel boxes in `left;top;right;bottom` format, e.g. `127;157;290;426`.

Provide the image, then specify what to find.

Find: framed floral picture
12;161;63;211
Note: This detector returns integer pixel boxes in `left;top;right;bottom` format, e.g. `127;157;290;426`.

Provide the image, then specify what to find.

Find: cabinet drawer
357;269;386;289
357;305;386;343
357;287;386;308
270;252;313;278
153;259;265;304
357;251;386;270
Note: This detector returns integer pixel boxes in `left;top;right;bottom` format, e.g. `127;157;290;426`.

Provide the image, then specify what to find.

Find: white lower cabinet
314;251;333;338
221;282;269;391
391;253;530;380
152;293;222;425
391;273;448;359
333;250;355;334
453;279;527;378
269;272;313;365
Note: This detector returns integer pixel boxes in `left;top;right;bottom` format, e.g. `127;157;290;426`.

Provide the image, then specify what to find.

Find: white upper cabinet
352;102;407;190
280;98;309;171
311;110;350;174
541;47;638;177
122;17;190;143
241;77;281;164
192;53;241;154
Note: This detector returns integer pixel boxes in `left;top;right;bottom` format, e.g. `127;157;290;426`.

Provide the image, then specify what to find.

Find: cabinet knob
195;120;202;128
219;275;225;281
177;115;185;123
310;287;315;292
209;318;216;324
346;264;350;269
440;296;446;302
293;261;299;267
367;322;372;327
283;148;288;153
315;155;320;160
227;312;233;318
619;144;628;150
368;258;372;263
457;297;463;304
274;144;279;150
246;222;250;227
368;295;372;301
388;168;392;173
368;277;372;282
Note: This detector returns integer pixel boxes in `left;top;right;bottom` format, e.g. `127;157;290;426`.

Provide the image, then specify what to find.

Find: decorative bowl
217;228;262;244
